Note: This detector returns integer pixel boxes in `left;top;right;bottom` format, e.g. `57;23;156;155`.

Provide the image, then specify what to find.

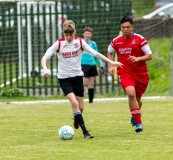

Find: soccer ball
58;125;74;140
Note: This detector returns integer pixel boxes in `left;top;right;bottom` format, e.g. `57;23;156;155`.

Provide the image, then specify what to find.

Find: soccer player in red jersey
107;15;152;132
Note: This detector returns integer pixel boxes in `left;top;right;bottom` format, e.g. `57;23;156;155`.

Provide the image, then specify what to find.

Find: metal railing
0;0;132;96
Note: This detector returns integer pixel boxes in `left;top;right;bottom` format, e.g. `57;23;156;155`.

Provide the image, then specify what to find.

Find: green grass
132;0;155;18
146;38;172;96
0;99;173;160
0;94;67;102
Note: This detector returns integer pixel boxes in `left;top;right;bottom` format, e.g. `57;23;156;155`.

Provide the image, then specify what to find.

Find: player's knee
138;101;142;108
71;100;79;107
126;89;136;97
127;92;136;99
80;108;84;113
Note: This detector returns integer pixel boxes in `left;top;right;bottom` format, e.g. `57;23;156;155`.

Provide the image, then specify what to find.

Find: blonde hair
63;20;75;34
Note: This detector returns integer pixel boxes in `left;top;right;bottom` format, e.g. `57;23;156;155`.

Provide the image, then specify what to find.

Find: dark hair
83;27;93;33
120;15;133;25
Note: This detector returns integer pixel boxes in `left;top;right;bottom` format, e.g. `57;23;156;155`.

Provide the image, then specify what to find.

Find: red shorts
119;72;149;98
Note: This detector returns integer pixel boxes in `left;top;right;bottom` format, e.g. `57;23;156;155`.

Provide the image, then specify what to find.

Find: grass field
1;99;173;160
132;0;155;18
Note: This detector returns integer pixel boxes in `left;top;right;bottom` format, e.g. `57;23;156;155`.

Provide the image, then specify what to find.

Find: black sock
75;113;88;133
88;88;94;103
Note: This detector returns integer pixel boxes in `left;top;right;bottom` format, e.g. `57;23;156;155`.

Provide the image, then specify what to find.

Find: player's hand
43;69;51;78
99;65;105;75
112;61;123;68
108;67;115;75
128;56;139;63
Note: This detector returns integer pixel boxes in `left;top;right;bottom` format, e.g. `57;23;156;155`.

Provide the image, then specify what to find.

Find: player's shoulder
58;37;65;42
133;33;145;40
111;35;123;44
57;38;66;48
73;36;83;44
74;36;82;40
90;40;97;45
113;35;123;41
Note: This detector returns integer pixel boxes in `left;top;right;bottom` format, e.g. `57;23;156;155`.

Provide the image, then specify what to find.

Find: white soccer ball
58;125;74;140
107;75;112;84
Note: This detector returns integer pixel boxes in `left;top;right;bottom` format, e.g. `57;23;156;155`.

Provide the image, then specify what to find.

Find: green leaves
0;87;24;98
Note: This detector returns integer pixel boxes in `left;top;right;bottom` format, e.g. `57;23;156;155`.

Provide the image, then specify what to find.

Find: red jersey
109;33;151;75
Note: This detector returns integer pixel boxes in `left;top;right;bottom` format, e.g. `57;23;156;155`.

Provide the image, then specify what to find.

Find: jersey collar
83;39;91;43
122;32;134;38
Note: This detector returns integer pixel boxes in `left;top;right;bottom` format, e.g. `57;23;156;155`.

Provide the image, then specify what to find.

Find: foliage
0;36;172;98
132;0;155;18
145;38;172;96
0;87;24;98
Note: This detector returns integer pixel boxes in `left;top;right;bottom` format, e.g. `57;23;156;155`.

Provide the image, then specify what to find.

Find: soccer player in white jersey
107;15;152;133
41;20;123;139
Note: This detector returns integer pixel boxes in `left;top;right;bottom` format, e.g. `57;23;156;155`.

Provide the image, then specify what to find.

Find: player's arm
107;52;116;75
95;53;122;68
93;42;103;65
93;42;105;74
41;41;58;78
82;39;123;68
107;43;116;66
128;44;152;62
107;52;114;67
107;44;117;75
128;54;152;63
41;58;51;78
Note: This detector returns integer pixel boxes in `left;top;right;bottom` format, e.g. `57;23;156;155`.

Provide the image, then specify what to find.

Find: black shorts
58;76;84;97
81;65;98;77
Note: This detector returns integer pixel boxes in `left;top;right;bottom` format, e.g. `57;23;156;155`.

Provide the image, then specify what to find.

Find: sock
74;112;88;133
88;88;94;103
131;108;142;124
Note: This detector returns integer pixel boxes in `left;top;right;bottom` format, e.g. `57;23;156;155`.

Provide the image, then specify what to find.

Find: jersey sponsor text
119;47;132;54
62;51;78;58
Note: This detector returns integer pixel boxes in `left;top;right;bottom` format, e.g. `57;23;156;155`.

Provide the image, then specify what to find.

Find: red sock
131;108;142;124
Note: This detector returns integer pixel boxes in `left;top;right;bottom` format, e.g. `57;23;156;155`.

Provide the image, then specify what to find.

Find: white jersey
43;36;98;78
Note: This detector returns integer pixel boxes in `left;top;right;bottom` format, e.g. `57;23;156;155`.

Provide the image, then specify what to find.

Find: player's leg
130;98;142;126
136;72;149;111
83;76;88;97
130;97;142;125
76;95;84;113
81;65;90;102
136;98;142;109
120;73;143;132
66;93;80;129
132;73;149;131
58;78;80;130
88;76;95;103
125;86;143;132
65;89;93;138
125;86;142;122
75;96;93;138
87;65;98;103
83;76;87;86
66;93;80;112
73;76;93;138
